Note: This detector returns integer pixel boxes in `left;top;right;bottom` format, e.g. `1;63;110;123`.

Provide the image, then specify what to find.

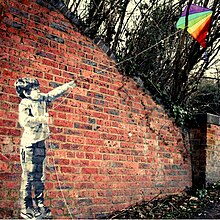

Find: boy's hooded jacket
19;82;73;146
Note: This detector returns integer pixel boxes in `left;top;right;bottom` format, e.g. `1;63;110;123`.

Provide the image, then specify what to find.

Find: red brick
60;166;77;173
54;158;70;165
0;153;10;162
53;119;72;127
82;168;98;174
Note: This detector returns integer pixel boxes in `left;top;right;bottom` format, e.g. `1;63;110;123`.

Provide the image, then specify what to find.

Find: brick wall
0;0;192;218
190;113;220;188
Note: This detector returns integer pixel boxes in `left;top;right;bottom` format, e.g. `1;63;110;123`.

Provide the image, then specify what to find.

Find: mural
14;78;76;219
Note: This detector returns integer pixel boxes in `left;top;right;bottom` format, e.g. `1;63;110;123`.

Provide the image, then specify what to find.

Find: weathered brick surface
206;115;220;185
190;125;206;187
0;0;192;218
190;113;220;188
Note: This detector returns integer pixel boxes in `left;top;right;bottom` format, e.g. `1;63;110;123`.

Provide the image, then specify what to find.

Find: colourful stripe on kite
176;11;212;29
189;16;212;48
176;4;213;48
188;14;212;35
181;4;211;16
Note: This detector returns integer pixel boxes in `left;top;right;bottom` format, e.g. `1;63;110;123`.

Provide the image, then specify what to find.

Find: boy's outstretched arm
45;81;76;103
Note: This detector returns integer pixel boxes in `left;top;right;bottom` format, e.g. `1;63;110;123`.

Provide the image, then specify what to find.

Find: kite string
45;29;183;218
47;90;75;220
46;80;93;218
115;29;182;66
50;152;74;219
51;91;71;110
47;85;84;219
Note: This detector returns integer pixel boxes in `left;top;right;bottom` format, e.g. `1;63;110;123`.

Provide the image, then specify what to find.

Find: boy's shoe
21;207;41;219
38;205;51;219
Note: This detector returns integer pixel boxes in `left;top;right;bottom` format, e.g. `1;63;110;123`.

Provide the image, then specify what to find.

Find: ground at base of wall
106;182;220;219
195;203;220;219
1;185;220;219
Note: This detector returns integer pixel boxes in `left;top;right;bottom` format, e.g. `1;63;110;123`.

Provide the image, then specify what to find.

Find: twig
110;191;162;219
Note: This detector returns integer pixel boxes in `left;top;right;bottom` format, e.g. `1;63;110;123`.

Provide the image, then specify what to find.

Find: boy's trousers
20;140;46;210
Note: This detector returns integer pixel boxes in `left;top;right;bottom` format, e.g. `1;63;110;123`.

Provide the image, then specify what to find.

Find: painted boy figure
15;78;76;219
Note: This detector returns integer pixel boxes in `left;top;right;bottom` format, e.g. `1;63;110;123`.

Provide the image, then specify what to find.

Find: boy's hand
67;81;76;89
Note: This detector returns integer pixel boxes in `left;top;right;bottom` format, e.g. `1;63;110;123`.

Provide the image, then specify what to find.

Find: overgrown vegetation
106;182;220;219
63;0;219;126
189;78;220;115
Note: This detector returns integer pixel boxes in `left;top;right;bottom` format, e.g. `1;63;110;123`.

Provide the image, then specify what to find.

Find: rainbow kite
176;4;213;48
